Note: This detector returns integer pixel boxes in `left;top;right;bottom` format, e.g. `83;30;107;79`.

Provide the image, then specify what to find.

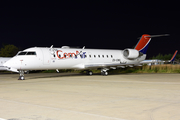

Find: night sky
0;1;180;58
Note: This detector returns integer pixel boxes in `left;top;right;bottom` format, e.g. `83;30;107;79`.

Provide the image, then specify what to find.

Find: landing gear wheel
104;71;108;76
89;71;93;76
18;70;25;80
101;71;108;76
86;71;93;76
18;76;25;80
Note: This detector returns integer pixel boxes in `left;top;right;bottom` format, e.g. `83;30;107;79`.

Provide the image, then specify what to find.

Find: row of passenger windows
58;54;113;58
89;55;113;58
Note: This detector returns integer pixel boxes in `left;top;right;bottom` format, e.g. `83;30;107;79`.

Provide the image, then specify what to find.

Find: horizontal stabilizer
145;34;169;38
135;34;169;54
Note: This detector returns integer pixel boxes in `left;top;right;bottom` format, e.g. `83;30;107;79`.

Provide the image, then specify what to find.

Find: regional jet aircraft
3;34;168;80
140;50;178;65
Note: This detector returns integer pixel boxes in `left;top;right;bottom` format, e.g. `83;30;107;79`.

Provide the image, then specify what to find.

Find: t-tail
135;34;169;54
169;50;178;62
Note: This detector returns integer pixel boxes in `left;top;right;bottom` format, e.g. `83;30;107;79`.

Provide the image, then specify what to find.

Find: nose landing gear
18;70;25;80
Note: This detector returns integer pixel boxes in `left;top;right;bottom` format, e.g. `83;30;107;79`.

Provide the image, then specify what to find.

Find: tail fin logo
135;34;169;54
135;34;151;54
170;50;178;62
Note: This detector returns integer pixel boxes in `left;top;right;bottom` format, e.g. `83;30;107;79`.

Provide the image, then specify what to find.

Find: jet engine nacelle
123;49;141;59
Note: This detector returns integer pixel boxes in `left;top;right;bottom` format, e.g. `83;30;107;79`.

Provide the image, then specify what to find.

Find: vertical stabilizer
135;34;151;54
170;50;178;62
135;34;169;54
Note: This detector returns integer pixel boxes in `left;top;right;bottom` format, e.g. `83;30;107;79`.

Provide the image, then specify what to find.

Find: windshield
26;52;36;55
18;52;27;55
17;51;36;56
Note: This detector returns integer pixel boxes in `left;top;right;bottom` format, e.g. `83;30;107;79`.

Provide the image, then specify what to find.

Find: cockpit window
26;52;36;55
17;51;36;56
18;52;27;55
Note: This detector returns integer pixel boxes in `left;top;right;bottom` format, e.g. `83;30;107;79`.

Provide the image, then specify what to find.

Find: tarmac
0;72;180;120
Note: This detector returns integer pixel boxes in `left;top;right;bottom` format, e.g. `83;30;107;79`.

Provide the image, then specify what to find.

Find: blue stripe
139;42;150;54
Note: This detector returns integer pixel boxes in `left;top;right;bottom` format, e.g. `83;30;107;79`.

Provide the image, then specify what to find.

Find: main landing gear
86;68;109;76
18;70;25;80
101;68;109;76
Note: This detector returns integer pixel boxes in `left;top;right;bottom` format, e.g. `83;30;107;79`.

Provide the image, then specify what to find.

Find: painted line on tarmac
83;79;180;85
0;98;126;120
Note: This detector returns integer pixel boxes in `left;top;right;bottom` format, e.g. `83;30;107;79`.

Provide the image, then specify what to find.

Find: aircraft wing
140;50;178;65
85;62;135;69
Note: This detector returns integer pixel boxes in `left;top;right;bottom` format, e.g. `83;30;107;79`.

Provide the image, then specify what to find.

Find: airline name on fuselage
56;50;86;59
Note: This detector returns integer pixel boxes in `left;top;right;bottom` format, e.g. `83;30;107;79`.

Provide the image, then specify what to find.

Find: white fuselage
4;47;146;71
0;57;11;70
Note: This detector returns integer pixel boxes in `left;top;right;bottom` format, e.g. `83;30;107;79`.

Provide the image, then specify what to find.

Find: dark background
0;1;179;58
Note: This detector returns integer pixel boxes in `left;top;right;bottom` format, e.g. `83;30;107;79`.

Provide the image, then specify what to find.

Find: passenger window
98;55;100;58
107;55;108;58
111;55;113;58
102;55;104;58
94;55;96;58
89;55;91;58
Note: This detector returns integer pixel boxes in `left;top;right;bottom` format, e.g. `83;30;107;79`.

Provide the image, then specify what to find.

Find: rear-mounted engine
123;49;143;59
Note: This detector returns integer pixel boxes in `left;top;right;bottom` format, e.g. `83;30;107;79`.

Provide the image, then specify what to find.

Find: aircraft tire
18;76;25;80
89;71;93;76
86;71;93;75
104;71;108;76
101;71;108;76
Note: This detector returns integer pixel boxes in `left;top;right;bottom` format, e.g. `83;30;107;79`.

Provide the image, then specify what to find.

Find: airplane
3;34;169;80
140;50;178;65
0;57;11;71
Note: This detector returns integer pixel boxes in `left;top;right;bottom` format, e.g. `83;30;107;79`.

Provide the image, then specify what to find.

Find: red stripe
170;50;178;61
135;34;151;51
